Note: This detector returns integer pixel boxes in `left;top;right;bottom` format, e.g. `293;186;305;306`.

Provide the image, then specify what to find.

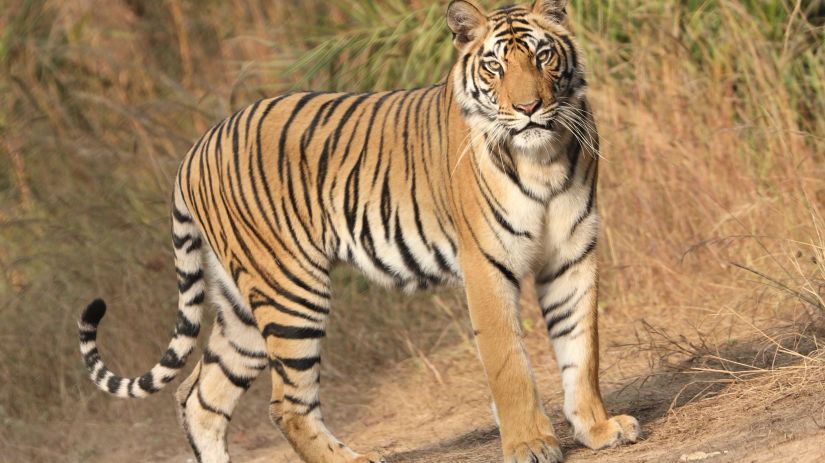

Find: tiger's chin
510;127;558;157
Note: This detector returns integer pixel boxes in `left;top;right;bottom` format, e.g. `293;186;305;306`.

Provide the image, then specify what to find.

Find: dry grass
0;0;824;462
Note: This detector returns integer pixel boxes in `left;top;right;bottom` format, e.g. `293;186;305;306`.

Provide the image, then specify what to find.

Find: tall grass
0;1;823;461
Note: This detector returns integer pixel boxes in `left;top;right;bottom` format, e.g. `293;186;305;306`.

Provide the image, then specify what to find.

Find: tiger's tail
78;182;206;398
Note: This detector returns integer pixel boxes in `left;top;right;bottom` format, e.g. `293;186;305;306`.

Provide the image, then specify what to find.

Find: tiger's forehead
489;4;531;23
481;6;548;57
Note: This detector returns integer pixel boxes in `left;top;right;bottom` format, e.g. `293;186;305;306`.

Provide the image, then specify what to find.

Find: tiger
77;1;640;462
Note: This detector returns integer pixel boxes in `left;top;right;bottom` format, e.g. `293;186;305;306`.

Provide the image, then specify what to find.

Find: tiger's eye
484;61;502;74
536;50;551;64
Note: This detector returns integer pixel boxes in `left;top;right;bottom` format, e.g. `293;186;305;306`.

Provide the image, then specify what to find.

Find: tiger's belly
331;201;463;292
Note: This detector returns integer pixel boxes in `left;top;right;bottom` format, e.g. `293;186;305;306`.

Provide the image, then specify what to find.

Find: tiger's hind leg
244;268;384;463
175;256;268;463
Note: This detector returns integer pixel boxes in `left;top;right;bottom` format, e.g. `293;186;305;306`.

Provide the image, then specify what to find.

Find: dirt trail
221;351;825;463
157;287;825;463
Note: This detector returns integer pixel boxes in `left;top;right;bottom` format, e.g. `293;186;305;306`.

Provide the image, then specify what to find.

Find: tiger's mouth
511;120;556;135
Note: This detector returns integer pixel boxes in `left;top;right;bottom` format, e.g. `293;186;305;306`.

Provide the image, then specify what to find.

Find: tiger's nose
513;99;541;116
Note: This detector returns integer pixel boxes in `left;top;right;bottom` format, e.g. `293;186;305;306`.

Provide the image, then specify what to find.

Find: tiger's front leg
536;216;640;450
461;246;564;463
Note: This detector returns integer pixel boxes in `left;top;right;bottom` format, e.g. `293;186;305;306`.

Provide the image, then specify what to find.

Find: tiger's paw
504;435;564;463
346;451;386;463
575;414;640;450
314;442;384;463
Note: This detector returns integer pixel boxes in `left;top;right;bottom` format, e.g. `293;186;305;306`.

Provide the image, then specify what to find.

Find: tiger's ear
533;0;568;23
447;0;488;52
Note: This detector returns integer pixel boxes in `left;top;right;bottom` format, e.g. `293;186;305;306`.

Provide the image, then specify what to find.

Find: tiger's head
447;0;586;155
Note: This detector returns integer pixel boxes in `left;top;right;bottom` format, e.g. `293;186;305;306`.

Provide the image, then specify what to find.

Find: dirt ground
122;285;825;463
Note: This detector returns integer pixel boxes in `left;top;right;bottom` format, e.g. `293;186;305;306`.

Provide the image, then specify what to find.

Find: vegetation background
1;0;824;462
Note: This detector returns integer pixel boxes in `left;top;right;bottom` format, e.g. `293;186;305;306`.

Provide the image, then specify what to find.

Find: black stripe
550;322;579;340
322;92;354;125
285;159;326;256
219;285;257;327
433;246;455;276
489;144;544;203
370;92;405;189
459;210;519;288
160;348;186;369
547;287;590;332
554;137;582;196
284;395;321;415
541;289;576;317
193;123;224;250
233;98;285;240
106;375;121;394
203;349;256;390
302;400;321;415
545;308;575;331
409;168;432;248
228;341;267;361
380;171;393;241
197;388;231;419
83;347;100;368
263;323;325;340
568;173;597;239
358;209;402;284
249;97;293;239
280;197;325;270
172;206;193;224
79;329;96;343
326;93;373;155
184;426;203;463
298;94;351;223
138;372;160;393
473;161;532;239
271;359;297;387
273;258;332;300
489;202;531;238
279;356;321;371
537;238;597;285
557;33;578;72
272;281;329;315
301;94;346;150
94;363;107;382
278;93;326;179
483;251;519;288
186;291;205;306
185;237;202;253
172;233;193;250
394;213;440;288
250;291;322;324
177;268;203;293
175;310;200;337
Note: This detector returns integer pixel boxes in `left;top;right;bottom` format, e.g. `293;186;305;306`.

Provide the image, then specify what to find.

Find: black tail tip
82;299;107;325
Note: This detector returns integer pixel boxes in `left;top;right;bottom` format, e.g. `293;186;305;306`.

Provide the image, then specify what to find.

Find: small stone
679;451;724;462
